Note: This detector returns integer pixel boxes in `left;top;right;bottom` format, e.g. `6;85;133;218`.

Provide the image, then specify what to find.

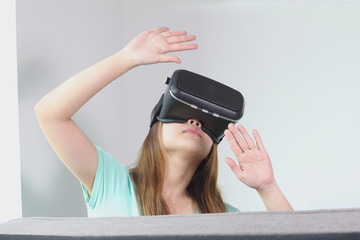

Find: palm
124;27;197;66
224;124;275;191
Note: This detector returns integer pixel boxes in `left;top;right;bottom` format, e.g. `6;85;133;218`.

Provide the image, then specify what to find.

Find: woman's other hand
122;27;198;67
224;123;293;211
224;123;275;192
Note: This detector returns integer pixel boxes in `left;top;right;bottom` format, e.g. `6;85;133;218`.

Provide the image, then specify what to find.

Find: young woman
35;27;293;216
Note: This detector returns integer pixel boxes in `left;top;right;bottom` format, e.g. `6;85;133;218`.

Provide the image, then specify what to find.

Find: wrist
256;181;294;211
117;47;138;70
256;181;279;197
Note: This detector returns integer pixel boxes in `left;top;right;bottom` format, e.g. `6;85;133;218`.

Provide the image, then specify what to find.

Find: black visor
150;69;245;143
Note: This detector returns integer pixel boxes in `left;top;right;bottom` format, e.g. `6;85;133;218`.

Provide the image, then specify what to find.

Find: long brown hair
130;121;225;215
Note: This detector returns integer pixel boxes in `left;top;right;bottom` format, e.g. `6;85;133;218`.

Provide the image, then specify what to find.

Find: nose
187;119;202;128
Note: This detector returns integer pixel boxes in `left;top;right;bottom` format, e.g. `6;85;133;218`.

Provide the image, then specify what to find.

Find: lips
184;127;202;138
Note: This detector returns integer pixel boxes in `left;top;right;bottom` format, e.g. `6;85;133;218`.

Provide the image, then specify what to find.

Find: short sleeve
224;202;240;212
81;146;140;217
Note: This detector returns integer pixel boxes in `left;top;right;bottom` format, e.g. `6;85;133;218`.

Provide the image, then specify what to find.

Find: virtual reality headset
150;69;245;143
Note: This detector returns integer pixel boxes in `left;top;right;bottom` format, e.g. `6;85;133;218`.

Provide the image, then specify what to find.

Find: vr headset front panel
151;70;245;143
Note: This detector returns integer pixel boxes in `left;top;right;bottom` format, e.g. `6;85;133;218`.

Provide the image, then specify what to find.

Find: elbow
34;99;51;123
34;100;44;120
34;98;70;123
34;101;40;116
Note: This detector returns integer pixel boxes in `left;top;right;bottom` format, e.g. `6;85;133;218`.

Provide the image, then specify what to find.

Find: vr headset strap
150;94;164;128
150;77;171;128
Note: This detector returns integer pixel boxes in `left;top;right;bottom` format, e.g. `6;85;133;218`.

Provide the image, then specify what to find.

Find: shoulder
95;146;128;172
94;146;132;187
85;146;140;217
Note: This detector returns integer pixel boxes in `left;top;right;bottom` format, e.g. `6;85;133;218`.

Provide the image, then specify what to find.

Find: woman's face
161;119;213;162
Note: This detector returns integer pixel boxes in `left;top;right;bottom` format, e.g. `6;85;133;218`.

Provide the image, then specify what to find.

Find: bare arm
256;182;293;211
35;27;198;195
35;51;132;195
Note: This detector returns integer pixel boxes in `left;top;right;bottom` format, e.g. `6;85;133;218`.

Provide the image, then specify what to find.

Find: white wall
17;0;360;217
0;0;22;222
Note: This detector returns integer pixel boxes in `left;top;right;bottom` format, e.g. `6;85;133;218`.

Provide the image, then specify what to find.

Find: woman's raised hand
224;124;276;192
123;27;198;67
225;124;294;211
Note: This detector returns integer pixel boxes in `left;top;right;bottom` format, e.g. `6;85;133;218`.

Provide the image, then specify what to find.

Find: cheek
161;125;171;145
161;123;180;146
203;135;213;153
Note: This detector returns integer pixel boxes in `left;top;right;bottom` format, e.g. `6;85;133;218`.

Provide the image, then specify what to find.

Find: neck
162;153;201;201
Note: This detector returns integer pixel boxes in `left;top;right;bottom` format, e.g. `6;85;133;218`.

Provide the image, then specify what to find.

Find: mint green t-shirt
82;146;239;217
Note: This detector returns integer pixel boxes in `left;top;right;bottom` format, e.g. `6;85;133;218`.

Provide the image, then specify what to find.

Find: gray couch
1;209;359;239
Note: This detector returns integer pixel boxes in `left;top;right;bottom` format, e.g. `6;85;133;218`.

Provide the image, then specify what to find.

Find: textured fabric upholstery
0;209;359;239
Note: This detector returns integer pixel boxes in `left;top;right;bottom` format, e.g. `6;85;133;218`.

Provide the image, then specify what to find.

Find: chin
177;139;211;159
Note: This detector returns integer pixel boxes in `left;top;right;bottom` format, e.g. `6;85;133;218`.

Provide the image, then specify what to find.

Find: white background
12;0;360;217
0;0;22;222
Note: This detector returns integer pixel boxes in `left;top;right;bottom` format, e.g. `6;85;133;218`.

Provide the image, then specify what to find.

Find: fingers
227;123;266;153
169;43;198;52
161;30;188;38
153;27;195;41
156;55;181;64
146;27;197;62
225;129;244;156
237;124;257;150
167;34;196;44
225;157;244;181
253;129;266;152
227;123;252;152
153;27;197;46
164;31;197;51
152;27;170;33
